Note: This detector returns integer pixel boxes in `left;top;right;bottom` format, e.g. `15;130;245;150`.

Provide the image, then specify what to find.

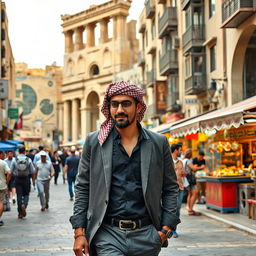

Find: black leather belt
104;216;151;231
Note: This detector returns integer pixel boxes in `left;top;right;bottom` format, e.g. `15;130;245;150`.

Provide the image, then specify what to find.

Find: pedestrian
11;147;36;219
59;149;68;184
51;151;62;185
171;143;187;238
4;150;16;204
35;151;54;211
0;150;12;226
26;149;35;162
70;81;180;256
192;151;206;204
33;145;51;165
64;147;80;201
183;149;201;216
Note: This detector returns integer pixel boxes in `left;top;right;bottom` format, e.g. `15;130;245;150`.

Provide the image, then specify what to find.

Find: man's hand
157;231;168;244
73;236;89;256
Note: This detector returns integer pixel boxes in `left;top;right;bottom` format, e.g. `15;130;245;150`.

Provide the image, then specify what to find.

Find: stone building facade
0;2;15;140
139;0;256;126
15;63;62;149
60;0;138;145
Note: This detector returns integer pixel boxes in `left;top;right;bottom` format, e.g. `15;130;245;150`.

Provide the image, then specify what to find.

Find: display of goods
212;166;241;177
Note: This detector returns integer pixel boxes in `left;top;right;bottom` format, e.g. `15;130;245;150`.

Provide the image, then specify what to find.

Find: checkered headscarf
98;81;147;145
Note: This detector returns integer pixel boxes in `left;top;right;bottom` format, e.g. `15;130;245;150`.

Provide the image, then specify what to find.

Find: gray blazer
70;128;180;251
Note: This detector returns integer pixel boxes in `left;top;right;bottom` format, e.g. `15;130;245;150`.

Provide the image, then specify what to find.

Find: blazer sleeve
161;136;181;230
69;134;91;229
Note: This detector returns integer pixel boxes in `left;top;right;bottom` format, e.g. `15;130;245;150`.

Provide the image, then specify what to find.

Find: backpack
16;156;30;177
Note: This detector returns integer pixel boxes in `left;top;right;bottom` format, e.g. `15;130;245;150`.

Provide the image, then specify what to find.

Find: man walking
4;150;16;204
35;151;54;211
64;147;80;201
33;145;51;165
11;147;35;219
0;150;11;226
171;144;187;238
70;81;180;256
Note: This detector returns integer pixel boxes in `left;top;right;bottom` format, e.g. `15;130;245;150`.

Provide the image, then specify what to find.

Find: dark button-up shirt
106;126;148;219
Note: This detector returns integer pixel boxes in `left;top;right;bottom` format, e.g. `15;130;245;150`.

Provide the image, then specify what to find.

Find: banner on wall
155;81;167;113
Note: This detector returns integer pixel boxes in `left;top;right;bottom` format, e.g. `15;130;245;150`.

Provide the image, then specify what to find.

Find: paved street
0;181;256;256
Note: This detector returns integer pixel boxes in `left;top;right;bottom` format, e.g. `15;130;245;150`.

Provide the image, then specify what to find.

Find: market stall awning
170;96;256;137
0;141;16;151
150;122;173;133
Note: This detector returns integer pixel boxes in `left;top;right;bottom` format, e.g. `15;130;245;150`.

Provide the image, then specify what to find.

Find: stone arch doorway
231;25;256;103
86;91;100;133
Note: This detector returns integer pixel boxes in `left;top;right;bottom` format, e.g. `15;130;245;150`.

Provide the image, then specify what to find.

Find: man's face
0;153;5;160
198;155;204;161
41;156;47;163
109;95;141;129
7;151;13;159
177;147;182;157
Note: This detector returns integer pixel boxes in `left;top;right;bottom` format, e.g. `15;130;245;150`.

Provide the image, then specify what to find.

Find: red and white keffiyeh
98;81;147;145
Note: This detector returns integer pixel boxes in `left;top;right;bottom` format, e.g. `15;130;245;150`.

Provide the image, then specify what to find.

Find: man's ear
136;102;143;113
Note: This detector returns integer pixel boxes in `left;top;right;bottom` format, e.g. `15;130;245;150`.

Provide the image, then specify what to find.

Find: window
185;9;191;29
194;55;203;74
90;65;99;76
185;55;191;77
209;0;216;18
210;45;216;72
152;19;156;40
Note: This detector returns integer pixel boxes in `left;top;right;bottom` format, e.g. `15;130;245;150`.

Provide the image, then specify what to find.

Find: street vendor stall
169;96;256;214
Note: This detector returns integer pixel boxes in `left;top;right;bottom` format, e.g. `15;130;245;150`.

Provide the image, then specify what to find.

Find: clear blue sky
4;0;144;69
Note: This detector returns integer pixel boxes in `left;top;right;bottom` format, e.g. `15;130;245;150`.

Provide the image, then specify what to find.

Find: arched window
90;64;99;76
77;56;85;74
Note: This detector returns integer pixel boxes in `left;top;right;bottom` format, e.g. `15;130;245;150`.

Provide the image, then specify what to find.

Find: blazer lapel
100;133;113;194
141;139;153;195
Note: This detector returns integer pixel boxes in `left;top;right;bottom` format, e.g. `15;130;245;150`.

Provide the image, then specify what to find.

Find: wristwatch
160;228;173;238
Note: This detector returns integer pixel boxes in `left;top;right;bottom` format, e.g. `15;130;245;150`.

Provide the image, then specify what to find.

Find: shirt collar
112;122;146;142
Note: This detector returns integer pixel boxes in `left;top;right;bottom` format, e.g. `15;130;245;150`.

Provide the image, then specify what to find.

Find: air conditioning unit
172;37;180;49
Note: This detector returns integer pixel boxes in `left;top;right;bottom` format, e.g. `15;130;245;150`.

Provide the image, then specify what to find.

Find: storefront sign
155;81;167;113
8;108;19;120
0;79;8;99
214;126;256;141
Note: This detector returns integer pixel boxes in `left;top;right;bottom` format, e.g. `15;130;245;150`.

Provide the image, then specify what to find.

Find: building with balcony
60;0;138;145
0;2;15;140
138;0;180;128
138;0;256;126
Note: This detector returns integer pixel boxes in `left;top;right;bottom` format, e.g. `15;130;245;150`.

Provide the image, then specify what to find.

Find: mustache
115;113;128;118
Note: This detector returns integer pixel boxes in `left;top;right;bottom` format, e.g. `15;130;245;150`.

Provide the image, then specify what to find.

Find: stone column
74;27;84;51
113;16;118;40
100;18;109;43
63;100;71;143
72;99;79;142
64;30;74;53
80;99;87;139
86;23;96;47
117;15;126;39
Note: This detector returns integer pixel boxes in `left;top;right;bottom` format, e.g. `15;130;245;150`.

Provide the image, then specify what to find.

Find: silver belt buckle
119;220;137;231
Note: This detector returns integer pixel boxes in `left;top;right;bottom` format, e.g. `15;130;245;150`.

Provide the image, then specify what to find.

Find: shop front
169;96;256;213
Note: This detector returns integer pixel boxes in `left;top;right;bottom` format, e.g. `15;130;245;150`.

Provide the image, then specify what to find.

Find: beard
114;113;135;129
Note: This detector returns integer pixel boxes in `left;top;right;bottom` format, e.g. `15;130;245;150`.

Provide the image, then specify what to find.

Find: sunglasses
110;100;133;109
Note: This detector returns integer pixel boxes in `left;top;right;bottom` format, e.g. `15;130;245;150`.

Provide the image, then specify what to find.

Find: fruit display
212;166;241;177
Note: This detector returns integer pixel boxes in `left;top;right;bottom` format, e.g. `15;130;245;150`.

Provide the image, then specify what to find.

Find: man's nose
116;103;125;112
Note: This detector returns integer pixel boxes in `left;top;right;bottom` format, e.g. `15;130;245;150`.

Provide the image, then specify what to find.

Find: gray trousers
92;223;162;256
36;179;50;208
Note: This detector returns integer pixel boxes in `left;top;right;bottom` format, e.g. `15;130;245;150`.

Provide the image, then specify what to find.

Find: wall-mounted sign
0;79;8;99
8;108;19;119
155;81;167;113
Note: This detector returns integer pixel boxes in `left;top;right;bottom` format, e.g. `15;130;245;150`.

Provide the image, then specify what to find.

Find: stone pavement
0;181;256;256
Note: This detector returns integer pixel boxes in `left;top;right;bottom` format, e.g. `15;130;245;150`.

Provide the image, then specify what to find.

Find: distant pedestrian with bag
183;149;201;216
35;151;54;211
0;150;11;226
11;147;36;219
51;151;62;185
64;148;80;201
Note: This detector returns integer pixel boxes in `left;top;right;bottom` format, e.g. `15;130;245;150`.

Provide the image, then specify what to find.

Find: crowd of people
171;143;206;238
0;145;81;226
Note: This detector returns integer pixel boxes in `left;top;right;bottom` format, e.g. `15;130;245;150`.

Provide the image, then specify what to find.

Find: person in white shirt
0;150;11;226
35;151;54;211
